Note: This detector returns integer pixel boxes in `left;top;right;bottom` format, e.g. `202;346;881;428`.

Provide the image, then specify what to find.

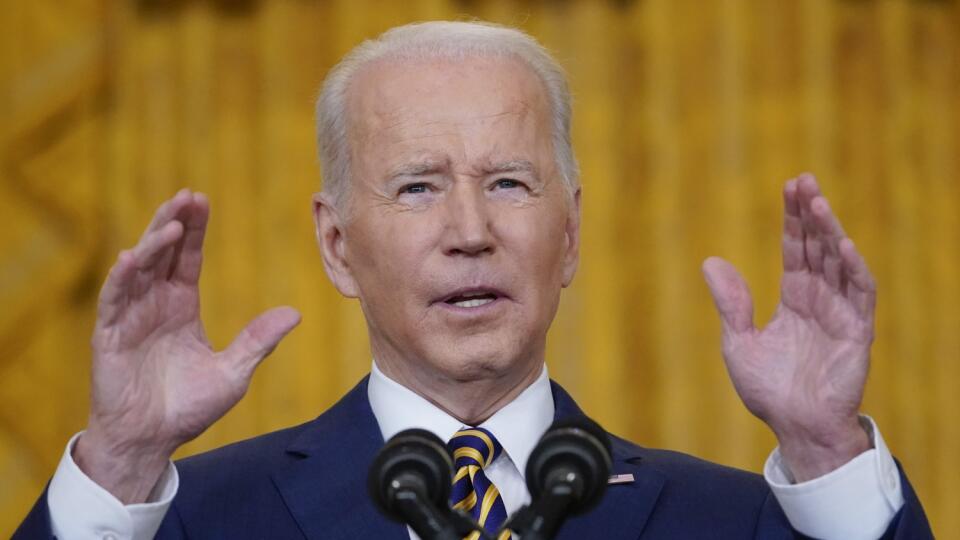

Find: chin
425;333;537;382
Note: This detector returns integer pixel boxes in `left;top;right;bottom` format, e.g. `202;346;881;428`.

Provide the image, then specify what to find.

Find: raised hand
702;173;874;481
75;189;301;503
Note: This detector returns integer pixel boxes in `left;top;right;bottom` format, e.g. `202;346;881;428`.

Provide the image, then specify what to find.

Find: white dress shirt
47;361;904;540
367;361;555;521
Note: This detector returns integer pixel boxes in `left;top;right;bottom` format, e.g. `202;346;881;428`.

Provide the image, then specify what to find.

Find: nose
442;182;495;257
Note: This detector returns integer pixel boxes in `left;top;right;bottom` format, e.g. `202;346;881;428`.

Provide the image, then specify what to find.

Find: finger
96;222;184;325
131;220;184;273
135;189;194;282
223;306;302;376
822;254;843;291
810;196;848;291
702;257;755;335
141;188;193;241
810;196;847;255
170;193;210;283
796;174;824;273
782;178;806;272
805;236;824;273
97;249;139;325
839;238;876;319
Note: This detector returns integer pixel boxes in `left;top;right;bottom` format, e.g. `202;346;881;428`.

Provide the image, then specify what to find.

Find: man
16;21;931;539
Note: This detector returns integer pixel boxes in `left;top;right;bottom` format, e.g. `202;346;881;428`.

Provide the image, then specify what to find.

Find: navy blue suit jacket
16;377;933;539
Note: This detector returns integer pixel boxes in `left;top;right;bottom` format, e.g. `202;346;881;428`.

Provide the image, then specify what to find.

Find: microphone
368;428;486;540
502;416;612;540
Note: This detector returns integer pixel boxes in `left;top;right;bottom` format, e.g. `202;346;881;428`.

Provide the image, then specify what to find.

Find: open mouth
437;288;507;309
445;292;498;308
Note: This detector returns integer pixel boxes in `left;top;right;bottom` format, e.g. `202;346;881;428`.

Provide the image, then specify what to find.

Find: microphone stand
390;472;494;540
500;467;584;540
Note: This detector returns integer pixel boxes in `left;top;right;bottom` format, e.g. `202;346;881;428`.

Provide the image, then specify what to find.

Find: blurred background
2;0;958;536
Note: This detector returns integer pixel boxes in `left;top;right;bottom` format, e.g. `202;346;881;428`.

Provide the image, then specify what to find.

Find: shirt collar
368;360;554;477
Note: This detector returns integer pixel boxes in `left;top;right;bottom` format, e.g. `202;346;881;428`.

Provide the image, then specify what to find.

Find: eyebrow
386;158;537;182
483;159;536;175
388;160;447;180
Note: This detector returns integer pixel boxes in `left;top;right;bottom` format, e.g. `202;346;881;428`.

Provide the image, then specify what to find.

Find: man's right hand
74;189;301;504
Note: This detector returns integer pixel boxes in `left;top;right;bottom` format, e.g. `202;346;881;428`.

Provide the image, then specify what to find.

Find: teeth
453;297;495;308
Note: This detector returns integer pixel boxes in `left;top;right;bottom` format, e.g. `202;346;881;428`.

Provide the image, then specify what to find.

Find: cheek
349;215;438;297
497;208;568;284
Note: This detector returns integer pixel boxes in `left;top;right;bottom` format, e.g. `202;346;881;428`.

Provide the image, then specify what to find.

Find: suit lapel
271;378;408;540
550;382;665;539
269;377;663;540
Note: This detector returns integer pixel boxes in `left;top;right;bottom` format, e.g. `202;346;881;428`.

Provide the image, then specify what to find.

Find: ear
313;192;360;298
561;187;581;287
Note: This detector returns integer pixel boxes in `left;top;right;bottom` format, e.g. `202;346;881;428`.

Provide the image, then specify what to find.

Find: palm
94;283;226;449
87;190;300;455
703;174;876;471
725;272;870;431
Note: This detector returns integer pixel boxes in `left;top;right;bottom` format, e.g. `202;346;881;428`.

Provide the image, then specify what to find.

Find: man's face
319;55;579;389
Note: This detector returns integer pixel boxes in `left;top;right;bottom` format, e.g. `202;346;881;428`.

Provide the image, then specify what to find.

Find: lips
446;293;497;308
435;287;509;308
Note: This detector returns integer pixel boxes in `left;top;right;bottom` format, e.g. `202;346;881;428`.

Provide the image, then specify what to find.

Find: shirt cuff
47;432;179;540
764;416;904;540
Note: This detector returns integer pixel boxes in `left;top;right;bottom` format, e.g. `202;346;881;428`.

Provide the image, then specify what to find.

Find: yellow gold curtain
2;0;957;535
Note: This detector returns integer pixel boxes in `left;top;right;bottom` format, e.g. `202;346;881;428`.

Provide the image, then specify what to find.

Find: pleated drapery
1;1;957;536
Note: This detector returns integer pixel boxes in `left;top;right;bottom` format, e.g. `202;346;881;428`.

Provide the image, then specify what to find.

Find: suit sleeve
880;464;935;539
758;416;933;539
765;416;907;539
754;463;932;540
13;433;178;540
12;486;55;540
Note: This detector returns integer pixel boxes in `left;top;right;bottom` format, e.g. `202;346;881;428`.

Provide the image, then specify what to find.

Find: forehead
345;55;553;172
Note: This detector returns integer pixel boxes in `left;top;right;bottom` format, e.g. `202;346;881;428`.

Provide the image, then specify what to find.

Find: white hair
315;20;579;209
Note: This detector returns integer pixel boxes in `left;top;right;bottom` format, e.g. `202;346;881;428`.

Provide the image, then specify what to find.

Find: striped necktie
447;427;511;540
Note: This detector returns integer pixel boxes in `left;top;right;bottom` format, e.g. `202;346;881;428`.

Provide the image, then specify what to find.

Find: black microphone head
368;428;454;522
525;416;613;515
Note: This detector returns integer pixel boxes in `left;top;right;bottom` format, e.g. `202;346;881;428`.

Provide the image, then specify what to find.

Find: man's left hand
702;173;875;482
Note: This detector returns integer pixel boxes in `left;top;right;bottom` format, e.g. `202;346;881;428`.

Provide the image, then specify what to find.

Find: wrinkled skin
702;174;873;480
77;190;300;503
313;56;580;425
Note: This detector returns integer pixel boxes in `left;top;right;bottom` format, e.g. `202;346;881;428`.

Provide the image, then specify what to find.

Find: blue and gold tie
448;427;511;540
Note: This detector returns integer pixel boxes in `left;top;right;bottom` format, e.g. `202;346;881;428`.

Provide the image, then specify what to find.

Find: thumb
224;306;301;373
702;257;754;335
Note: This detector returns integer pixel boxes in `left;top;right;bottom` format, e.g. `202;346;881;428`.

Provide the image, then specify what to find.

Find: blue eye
495;178;520;189
400;183;429;195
